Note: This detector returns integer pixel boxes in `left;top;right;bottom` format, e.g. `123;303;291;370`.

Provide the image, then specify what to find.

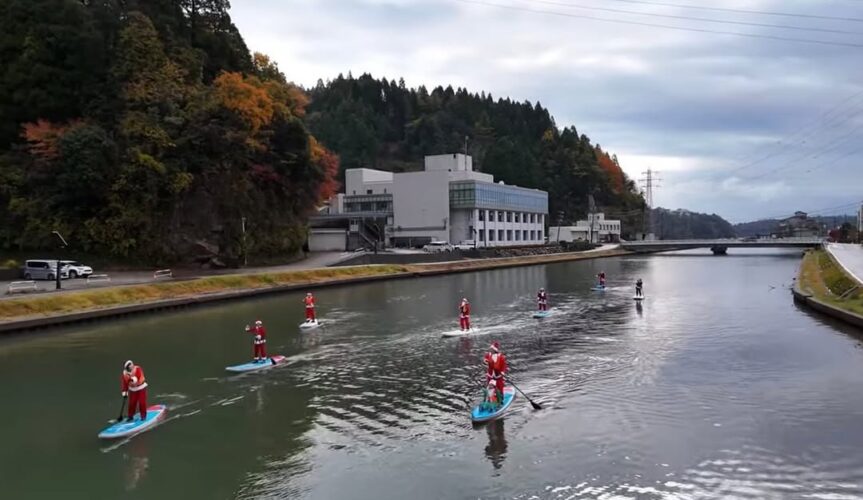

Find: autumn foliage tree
0;2;337;263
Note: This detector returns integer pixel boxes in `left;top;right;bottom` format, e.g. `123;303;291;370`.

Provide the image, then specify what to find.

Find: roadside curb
0;249;628;335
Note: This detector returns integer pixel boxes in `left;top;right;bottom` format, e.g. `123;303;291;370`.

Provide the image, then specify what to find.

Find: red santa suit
484;345;507;396
459;300;471;331
304;294;316;321
537;290;548;311
248;322;267;360
121;364;148;420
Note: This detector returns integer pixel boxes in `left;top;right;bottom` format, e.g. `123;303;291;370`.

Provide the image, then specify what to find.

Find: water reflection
123;438;150;491
483;420;508;470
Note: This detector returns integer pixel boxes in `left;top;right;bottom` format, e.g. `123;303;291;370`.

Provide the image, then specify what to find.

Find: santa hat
490;341;500;352
123;360;134;371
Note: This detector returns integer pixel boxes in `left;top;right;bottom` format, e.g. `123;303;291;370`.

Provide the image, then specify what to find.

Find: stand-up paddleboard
633;295;645;301
98;404;167;440
471;387;516;423
225;355;287;373
532;310;551;318
299;319;321;330
591;285;607;291
442;328;480;338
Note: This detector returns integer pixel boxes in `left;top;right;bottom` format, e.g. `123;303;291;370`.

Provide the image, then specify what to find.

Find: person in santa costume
459;297;471;331
304;292;316;322
121;360;148;421
483;341;508;405
245;320;267;362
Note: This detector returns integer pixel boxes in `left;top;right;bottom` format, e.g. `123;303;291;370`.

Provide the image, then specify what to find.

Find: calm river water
2;249;863;499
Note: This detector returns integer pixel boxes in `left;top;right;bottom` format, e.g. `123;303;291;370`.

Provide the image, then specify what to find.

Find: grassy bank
0;248;627;325
798;249;863;316
0;265;411;321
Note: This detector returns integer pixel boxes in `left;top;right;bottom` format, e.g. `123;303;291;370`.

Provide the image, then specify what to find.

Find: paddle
505;377;542;410
109;395;127;423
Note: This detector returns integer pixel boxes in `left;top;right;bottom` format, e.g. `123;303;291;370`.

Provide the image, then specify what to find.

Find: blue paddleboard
591;285;606;291
532;310;551;318
98;404;167;439
225;355;287;373
471;387;516;423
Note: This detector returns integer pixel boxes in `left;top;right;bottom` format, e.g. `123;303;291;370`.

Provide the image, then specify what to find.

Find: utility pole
464;136;469;157
51;231;67;290
588;194;596;244
639;168;661;239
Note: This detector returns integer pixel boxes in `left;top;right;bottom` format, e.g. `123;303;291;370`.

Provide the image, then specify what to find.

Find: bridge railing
622;237;823;246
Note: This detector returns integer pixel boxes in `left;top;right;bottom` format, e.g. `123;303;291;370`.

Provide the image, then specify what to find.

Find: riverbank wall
793;249;863;329
0;248;627;335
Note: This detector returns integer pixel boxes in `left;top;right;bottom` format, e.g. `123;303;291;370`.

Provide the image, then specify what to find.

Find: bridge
620;237;823;254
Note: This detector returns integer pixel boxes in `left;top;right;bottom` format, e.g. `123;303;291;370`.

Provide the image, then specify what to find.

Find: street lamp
51;231;67;290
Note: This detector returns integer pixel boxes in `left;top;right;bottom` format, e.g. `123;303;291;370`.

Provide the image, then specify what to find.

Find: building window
479;230;485;242
515;213;520;223
498;229;504;241
530;230;535;240
489;211;495;222
531;214;536;223
468;225;474;239
523;230;528;240
507;212;512;223
367;189;372;194
489;231;495;241
478;210;485;221
506;230;512;241
498;211;504;222
384;188;387;194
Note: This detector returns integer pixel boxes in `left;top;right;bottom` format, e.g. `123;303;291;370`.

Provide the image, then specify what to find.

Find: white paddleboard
441;328;480;337
299;320;321;329
532;310;551;318
633;296;645;301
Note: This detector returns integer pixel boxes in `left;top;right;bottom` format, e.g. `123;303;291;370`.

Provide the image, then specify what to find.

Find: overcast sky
231;0;863;223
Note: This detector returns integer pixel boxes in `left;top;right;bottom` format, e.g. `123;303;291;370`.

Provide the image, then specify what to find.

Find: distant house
549;213;621;244
774;211;822;238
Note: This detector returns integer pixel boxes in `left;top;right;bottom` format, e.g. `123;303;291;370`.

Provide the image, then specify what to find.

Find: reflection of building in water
484;420;508;470
124;439;150;491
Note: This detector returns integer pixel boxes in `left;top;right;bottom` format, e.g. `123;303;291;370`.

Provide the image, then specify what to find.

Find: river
2;249;863;499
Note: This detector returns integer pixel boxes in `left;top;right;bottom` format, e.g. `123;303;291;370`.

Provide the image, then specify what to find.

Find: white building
312;154;549;249
549;213;621;244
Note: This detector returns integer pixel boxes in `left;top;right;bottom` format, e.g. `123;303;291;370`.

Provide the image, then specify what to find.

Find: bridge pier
710;246;728;255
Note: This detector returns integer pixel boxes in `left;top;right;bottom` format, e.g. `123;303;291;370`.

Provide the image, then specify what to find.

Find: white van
22;260;70;281
422;241;453;253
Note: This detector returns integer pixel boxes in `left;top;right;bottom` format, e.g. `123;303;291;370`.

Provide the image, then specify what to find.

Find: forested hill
651;208;735;239
0;0;337;263
306;75;646;236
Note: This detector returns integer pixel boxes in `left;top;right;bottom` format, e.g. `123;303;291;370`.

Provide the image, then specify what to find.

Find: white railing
153;269;173;280
7;280;37;294
86;274;111;285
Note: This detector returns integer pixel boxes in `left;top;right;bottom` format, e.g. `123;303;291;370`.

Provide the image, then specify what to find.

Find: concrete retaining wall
792;282;863;329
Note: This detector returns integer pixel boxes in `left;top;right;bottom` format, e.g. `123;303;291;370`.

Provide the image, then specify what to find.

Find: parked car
422;241;454;253
22;259;70;281
60;260;93;279
454;241;475;250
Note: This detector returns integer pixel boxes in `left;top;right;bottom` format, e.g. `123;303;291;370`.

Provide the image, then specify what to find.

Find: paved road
0;252;349;299
826;243;863;285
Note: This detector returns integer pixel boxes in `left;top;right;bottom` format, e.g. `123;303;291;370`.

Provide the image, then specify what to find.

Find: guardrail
86;274;111;285
153;269;173;280
7;280;38;295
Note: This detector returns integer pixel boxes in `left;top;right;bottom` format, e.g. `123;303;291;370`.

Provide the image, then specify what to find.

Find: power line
519;0;863;35
599;0;863;24
720;90;863;178
455;0;863;48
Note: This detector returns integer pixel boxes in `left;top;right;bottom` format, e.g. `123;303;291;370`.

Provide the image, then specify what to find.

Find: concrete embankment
793;249;863;329
0;248;627;335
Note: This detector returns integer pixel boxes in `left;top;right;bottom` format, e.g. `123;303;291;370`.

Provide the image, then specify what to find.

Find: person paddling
598;272;607;287
304;292;317;323
459;297;471;331
635;278;643;297
245;320;267;363
121;360;148;422
537;288;548;311
483;341;508;405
